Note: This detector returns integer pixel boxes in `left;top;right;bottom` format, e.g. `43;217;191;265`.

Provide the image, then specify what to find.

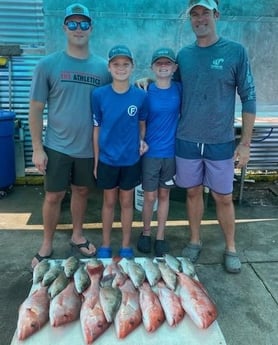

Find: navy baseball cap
151;47;176;64
108;45;133;62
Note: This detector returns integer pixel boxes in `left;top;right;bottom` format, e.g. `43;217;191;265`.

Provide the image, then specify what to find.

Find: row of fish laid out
17;255;218;344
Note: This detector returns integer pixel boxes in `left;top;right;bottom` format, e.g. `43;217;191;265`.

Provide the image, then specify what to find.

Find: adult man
175;0;256;273
29;3;111;268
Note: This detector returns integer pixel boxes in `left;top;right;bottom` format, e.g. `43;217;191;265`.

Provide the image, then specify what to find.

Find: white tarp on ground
11;258;226;345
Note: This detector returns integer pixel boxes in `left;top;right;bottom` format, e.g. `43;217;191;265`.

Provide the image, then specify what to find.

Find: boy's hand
135;78;153;91
140;140;149;155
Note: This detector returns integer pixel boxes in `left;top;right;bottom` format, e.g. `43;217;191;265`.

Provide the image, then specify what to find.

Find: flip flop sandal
34;251;53;262
30;251;53;272
182;242;202;263
97;246;112;259
223;250;241;273
70;239;96;257
119;247;134;259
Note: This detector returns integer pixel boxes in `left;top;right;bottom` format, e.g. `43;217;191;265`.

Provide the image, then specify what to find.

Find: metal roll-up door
0;0;45;169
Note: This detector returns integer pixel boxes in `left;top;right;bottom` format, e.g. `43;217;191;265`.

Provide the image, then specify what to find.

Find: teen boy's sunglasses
65;21;91;31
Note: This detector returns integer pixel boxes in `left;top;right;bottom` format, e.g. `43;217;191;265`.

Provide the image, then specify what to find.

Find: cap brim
64;14;91;23
152;56;176;64
186;3;217;16
109;54;133;62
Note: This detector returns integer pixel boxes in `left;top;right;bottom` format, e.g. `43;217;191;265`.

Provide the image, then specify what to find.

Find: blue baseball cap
151;47;176;64
108;45;133;62
64;3;91;23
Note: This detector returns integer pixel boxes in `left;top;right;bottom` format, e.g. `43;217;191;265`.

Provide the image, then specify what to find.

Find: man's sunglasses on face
65;21;91;31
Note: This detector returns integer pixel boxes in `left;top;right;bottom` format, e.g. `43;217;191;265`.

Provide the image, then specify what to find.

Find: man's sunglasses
65;21;91;31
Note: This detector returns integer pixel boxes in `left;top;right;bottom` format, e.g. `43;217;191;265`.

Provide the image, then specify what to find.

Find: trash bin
134;184;158;212
0;110;16;190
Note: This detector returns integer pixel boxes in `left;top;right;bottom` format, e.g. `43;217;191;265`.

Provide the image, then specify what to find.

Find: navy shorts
96;160;141;190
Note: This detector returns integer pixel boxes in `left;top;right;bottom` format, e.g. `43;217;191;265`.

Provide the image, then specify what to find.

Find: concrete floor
0;182;278;345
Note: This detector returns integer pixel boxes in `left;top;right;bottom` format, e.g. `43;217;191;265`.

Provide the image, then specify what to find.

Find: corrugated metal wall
0;0;44;46
0;0;277;173
0;0;45;168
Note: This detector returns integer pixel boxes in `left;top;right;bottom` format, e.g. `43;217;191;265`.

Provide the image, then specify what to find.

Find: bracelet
239;142;250;147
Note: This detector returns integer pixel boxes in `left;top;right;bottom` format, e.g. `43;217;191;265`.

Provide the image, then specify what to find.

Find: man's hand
234;143;250;168
32;149;48;175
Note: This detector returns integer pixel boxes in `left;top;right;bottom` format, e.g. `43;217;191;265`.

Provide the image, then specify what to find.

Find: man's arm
29;100;47;174
240;112;256;145
93;126;100;178
234;112;256;168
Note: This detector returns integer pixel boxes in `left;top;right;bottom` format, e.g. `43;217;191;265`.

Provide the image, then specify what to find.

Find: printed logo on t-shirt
61;71;101;86
211;58;224;70
128;105;138;116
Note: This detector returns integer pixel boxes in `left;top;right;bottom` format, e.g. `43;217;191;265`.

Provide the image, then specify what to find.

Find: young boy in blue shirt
137;48;182;257
91;45;148;258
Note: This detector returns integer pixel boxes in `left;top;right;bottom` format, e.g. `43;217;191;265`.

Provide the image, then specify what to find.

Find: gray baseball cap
186;0;219;16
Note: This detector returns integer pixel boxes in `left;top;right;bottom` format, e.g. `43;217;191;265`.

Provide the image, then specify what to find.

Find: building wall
0;0;277;169
44;0;278;105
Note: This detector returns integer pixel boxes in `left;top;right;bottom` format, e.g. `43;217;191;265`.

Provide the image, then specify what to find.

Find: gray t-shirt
175;37;256;144
30;51;111;158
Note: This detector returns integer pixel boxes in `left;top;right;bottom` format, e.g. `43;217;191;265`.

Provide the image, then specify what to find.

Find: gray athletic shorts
142;156;176;192
44;147;94;192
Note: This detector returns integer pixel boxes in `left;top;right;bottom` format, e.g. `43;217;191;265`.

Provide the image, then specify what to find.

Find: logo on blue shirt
211;58;224;70
128;105;138;116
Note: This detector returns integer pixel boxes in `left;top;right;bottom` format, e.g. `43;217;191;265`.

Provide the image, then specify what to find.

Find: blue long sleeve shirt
175;37;256;144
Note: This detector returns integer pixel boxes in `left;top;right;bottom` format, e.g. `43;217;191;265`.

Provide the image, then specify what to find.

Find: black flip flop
34;251;53;262
70;239;96;257
30;251;53;272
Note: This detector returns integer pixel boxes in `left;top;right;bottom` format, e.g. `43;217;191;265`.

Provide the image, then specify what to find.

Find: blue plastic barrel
0;110;16;189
